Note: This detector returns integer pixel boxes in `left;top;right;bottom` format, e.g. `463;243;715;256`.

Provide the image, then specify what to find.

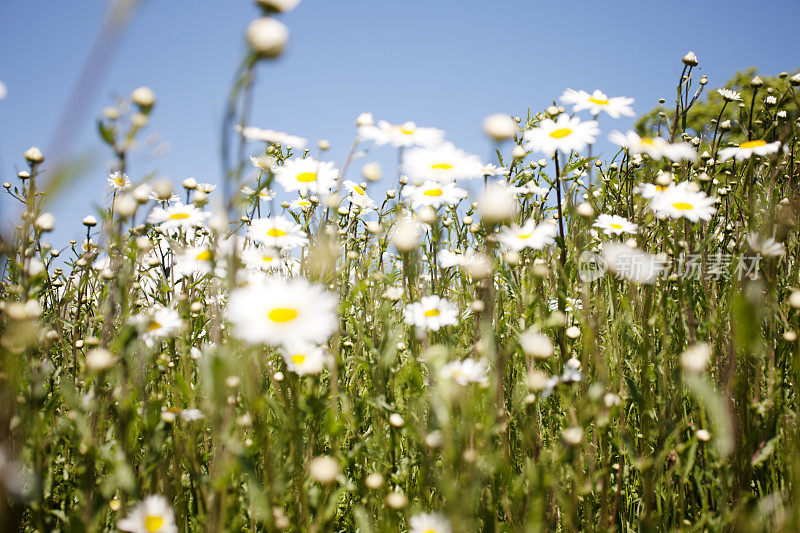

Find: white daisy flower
107;171;131;191
250;154;278;173
288;198;314;211
118;495;177;533
197;183;216;194
149;192;181;203
608;131;697;162
135;306;183;347
649;182;717;222
409;512;452;533
275;158;338;196
0;81;6;100
281;342;327;376
440;358;488;385
593;214;638;235
633;182;671;199
359;120;444;148
226;277;338;347
718;139;781;161
173;246;214;277
717;88;742;102
235;125;307;148
497;220;557;251
403;295;458;331
247;216;308;250
403;142;484;182
437;249;466;268
147;202;210;230
747;233;785;258
344;180;377;212
242;185;276;202
181;409;204;422
524;115;599;155
481;163;510;176
241;245;282;271
401;180;467;209
601;243;665;285
560;89;635;118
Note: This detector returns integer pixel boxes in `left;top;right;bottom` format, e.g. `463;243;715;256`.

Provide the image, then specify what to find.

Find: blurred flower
497;220;557;251
402;180;466;209
275;158;337;195
680;342;711;373
560;89;635;118
440;358;488;385
107;171;131;191
247;216;308;250
135;306;183;347
593;214;638;235
524;115;599;155
309;455;340;484
226;276;337;347
173;246;215;277
748;233;785;258
237;125;306;148
181;409;204;422
608;131;697;162
403;142;484;182
281;342;326;375
403;296;458;331
359;120;444;148
519;328;554;359
118;495;177;533
718;139;781;161
482;113;517;141
479;183;516;223
246;17;289;58
409;512;451;533
601;243;665;284
649;182;716;222
148;202;210;230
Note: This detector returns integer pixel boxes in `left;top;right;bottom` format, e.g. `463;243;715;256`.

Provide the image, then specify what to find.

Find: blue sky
1;0;799;246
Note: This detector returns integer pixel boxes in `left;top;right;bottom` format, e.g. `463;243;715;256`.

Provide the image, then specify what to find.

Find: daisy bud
479;183;515;223
417;206;437;224
519;328;553;359
255;0;301;12
133;184;151;203
576;202;594;218
24;146;44;165
566;325;581;339
563;427;584;445
719;119;732;131
131;86;156;109
308;455;340;484
546;105;560;117
482;113;517;141
385;491;407;510
777;110;787;120
366;221;381;235
389;413;405;428
790;73;800;87
425;430;443;449
682;51;698;66
462;215;473;225
789;290;800;309
680;342;711;373
356;112;374;127
470;299;485;313
783;330;797;342
463;448;478;463
193;191;208;205
131;112;148;128
391;217;420;252
153;179;173;200
465;254;492;280
750;75;763;88
182;177;197;190
699;75;708;85
538;159;548;168
103;106;119;120
696;429;711;442
86;348;115;371
317;139;330;151
504;250;520;265
115;194;137;217
361;162;382;182
273;371;284;382
135;236;152;252
765;95;777;107
82;215;97;227
512;145;526;160
247;17;289;59
35;213;55;232
365;473;384;489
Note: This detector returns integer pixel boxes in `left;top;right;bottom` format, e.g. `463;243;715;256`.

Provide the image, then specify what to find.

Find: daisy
401;180;467;209
747;232;785;258
226;277;338;347
649;182;717;222
481;163;510;176
560;89;635;118
593;214;638;235
241;245;282;271
118;495;177;533
181;408;204;422
718;139;781;161
242;185;276;202
235;125;307;149
107;171;131;191
409;512;452;533
440;358;488;385
281;342;327;376
149;191;181;203
437;249;466;268
403;295;458;331
497;220;557;251
633;182;671;199
608;131;697;162
135;306;183;347
716;88;742;102
147;202;210;230
247;216;308;250
197;183;216;194
403;142;485;182
288;198;314;211
359;120;444;148
344;180;377;212
173;246;215;277
523;115;599;155
250;154;278;173
275;158;338;196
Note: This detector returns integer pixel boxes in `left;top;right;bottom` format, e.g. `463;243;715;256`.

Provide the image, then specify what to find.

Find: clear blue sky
1;0;799;247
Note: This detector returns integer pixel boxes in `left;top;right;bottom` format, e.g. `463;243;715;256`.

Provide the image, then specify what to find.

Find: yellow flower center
739;139;767;149
262;256;274;262
267;228;287;237
431;162;453;170
656;185;668;191
268;308;298;323
195;250;211;261
549;128;572;139
423;529;437;533
145;515;164;532
353;186;365;195
609;223;623;229
517;233;532;239
640;138;655;146
423;188;443;197
296;172;317;183
672;202;694;211
298;201;311;207
424;309;441;317
115;177;126;186
168;212;190;220
400;126;415;135
588;97;609;105
146;320;162;332
291;354;306;365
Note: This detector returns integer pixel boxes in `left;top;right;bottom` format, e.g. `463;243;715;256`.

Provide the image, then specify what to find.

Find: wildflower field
2;2;800;532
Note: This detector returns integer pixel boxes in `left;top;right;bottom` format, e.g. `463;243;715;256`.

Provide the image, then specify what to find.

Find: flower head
524;115;599;155
403;296;458;331
118;495;177;533
609;131;697;162
560;89;635;118
247;216;308;250
649;182;716;222
497;220;557;251
107;171;131;191
359;120;444;148
401;180;467;210
593;214;638;236
147;202;210;230
275;158;338;195
440;358;488;385
409;512;452;533
718;139;781;161
403;142;484;182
